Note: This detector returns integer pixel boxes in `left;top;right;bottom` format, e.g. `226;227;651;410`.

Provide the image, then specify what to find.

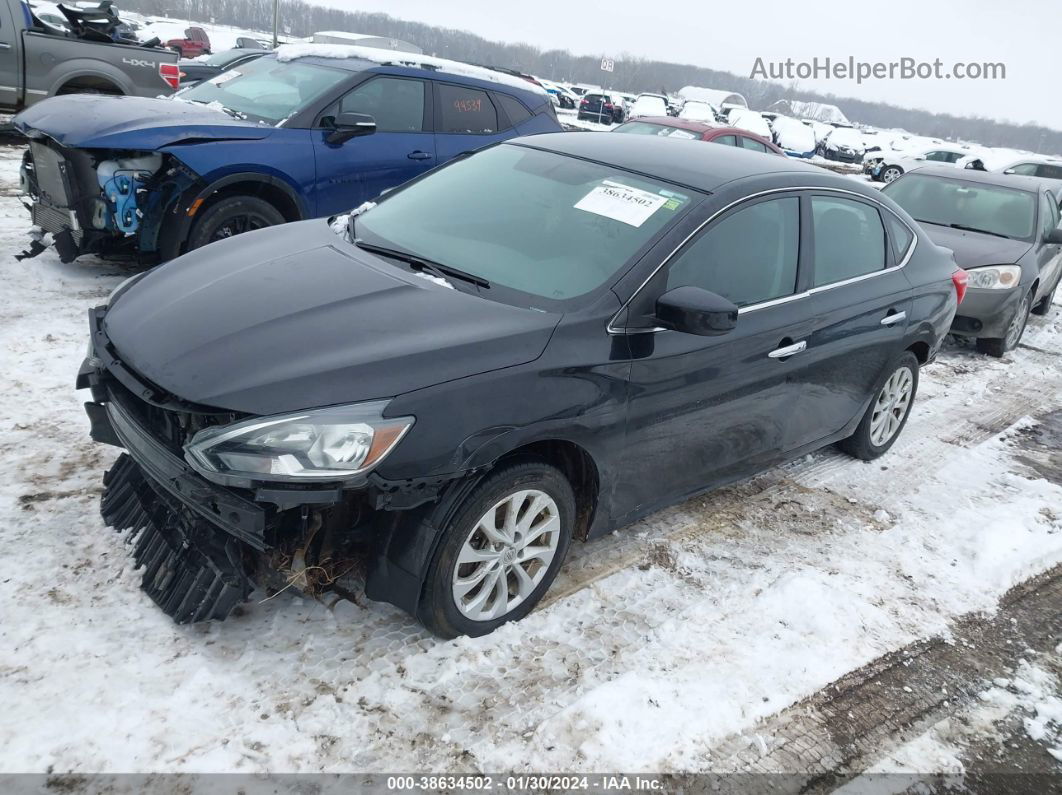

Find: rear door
0;0;22;110
788;193;914;449
433;81;512;162
615;193;817;519
311;74;436;216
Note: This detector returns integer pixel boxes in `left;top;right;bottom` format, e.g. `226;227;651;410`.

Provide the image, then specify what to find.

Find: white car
864;146;970;183
678;100;716;122
769;114;816;158
628;93;669;119
726;108;772;139
996;158;1062;182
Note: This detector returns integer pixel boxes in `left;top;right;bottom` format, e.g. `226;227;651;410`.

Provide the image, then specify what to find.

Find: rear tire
187;195;286;251
1031;280;1057;316
839;352;919;461
418;462;575;639
976;288;1033;357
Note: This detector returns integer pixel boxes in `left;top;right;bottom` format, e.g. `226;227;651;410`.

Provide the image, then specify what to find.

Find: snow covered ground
0;142;1060;777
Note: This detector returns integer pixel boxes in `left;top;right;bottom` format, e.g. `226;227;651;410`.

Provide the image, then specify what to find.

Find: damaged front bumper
80;307;462;624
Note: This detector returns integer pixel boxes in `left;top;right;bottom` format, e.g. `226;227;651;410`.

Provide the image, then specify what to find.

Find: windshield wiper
353;240;490;288
947;223;1012;239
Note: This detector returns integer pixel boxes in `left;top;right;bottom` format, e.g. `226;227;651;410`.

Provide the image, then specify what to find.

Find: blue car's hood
14;95;274;150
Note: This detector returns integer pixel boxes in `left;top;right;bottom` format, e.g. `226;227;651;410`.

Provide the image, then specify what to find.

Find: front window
179;57;351;125
351;145;695;304
883;174;1036;241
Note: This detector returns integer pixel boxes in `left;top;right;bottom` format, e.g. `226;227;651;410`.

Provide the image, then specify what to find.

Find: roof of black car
510;132;841;193
906;164;1051;193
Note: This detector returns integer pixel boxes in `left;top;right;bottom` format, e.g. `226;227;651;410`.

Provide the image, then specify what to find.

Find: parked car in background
726;108;772;139
678;100;716;122
80;132;960;636
165;26;210;58
0;0;179;112
883;167;1062;356
577;92;624;124
818;126;865;163
176;47;268;87
15;44;560;263
768;114;816;158
537;78;576;109
864;146;969;183
997;157;1062;182
613;117;784;155
628;93;668;118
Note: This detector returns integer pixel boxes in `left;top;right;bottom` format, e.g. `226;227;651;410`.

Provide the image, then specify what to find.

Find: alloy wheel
1004;293;1031;350
451;489;561;621
210;213;271;242
870;366;914;447
882;167;901;183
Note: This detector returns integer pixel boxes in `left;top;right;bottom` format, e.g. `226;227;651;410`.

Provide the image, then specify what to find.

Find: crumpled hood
14;94;273;150
919;224;1033;269
104;220;561;416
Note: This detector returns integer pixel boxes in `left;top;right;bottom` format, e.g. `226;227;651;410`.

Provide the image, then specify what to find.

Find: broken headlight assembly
185;401;414;483
964;265;1022;290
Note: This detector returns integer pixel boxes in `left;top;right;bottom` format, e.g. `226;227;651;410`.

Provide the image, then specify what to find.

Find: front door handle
407;151;433;160
768;340;807;359
880;311;907;326
0;43;12;50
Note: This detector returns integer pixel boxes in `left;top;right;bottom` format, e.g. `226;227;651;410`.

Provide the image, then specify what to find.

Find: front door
615;194;816;520
311;75;436;216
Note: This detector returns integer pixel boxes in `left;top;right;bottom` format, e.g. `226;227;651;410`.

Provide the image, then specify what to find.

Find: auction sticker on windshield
575;180;669;227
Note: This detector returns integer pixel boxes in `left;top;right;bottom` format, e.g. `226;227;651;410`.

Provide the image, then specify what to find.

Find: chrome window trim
607;185;918;334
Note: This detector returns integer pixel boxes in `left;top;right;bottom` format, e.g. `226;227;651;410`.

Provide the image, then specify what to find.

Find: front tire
839;352;919;460
187;195;286;251
418;462;574;639
880;165;903;183
976;288;1033;357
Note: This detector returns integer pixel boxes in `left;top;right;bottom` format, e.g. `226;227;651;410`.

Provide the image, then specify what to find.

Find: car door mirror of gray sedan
1045;227;1062;245
656;286;739;336
327;113;377;145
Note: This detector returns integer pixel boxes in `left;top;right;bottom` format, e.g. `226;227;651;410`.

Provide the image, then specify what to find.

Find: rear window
494;93;531;127
884;174;1037;241
437;84;498;133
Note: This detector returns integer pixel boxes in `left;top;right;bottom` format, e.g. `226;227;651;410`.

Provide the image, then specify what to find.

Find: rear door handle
0;43;12;50
880;311;907;326
407;151;433;160
768;340;807;359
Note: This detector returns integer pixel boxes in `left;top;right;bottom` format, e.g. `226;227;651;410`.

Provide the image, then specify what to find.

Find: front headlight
185;401;414;482
965;265;1022;290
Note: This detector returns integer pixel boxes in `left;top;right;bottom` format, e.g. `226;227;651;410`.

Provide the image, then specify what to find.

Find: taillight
159;62;181;90
580;98;588;105
604;103;613;109
951;268;969;305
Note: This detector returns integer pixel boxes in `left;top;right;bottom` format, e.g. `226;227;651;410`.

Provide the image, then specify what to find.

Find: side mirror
326;112;376;145
1003;168;1016;175
1045;227;1062;245
655;286;738;336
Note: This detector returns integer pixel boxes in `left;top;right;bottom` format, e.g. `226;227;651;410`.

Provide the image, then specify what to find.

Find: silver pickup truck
0;0;178;111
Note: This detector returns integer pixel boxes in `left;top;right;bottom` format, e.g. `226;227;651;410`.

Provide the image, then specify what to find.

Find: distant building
769;99;849;125
678;86;748;111
312;31;422;54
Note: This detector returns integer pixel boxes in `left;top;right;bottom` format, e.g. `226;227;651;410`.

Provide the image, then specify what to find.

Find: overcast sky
310;0;1057;131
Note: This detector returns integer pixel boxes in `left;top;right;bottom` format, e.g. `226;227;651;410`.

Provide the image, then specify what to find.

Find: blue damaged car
14;44;560;263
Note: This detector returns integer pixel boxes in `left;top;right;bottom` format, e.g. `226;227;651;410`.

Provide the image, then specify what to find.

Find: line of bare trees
125;0;1061;155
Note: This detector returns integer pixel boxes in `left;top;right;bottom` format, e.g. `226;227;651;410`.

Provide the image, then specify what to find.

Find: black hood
919;224;1033;269
104;221;561;415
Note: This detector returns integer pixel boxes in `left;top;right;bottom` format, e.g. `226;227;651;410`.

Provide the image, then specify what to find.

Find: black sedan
78;133;961;638
883;166;1062;356
176;48;268;87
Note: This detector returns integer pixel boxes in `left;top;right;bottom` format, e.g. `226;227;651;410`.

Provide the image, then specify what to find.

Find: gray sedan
883;166;1062;356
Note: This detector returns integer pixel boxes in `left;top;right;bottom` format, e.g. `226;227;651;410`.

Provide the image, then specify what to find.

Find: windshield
352;145;694;304
883;173;1036;240
614;121;699;139
179;57;350;124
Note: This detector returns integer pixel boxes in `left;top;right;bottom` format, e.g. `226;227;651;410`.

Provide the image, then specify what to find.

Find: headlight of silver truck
185;401;414;482
964;265;1022;290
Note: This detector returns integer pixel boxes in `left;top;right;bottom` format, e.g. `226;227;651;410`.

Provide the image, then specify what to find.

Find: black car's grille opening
107;378;245;455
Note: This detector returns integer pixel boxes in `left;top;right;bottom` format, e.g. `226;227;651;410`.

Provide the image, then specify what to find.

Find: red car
612;116;785;155
165;27;211;59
